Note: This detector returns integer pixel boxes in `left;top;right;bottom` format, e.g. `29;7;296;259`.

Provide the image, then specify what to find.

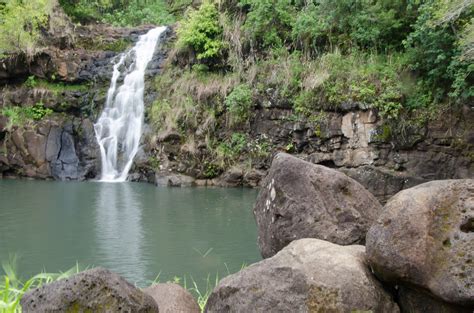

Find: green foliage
300;0;418;51
102;0;175;27
247;135;271;160
189;274;219;311
217;133;248;161
293;51;405;119
1;103;53;128
24;76;38;88
78;37;131;52
225;84;252;125
23;77;89;95
0;0;54;54
168;0;194;17
285;142;295;152
239;0;297;49
203;162;221;178
0;256;80;313
404;0;474;103
24;103;53;120
253;50;304;100
148;156;160;170
60;0;174;26
177;1;224;60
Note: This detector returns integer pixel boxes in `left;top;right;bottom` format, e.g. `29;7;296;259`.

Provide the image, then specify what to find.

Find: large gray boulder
20;267;159;312
144;283;200;313
205;239;399;313
366;179;474;308
254;153;382;258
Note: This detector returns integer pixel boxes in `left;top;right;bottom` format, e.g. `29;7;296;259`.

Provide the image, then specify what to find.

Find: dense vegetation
166;0;473;115
143;0;473;174
59;0;175;26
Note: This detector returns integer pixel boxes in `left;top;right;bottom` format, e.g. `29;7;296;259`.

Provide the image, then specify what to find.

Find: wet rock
254;153;382;258
75;118;100;179
48;125;80;180
144;283;200;313
23;131;47;166
205;239;399;313
366;179;474;307
155;173;195;187
215;166;244;187
341;165;426;203
243;168;265;187
20;267;159;313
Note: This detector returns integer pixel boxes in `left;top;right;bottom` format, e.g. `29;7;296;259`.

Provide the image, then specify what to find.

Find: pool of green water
0;179;261;287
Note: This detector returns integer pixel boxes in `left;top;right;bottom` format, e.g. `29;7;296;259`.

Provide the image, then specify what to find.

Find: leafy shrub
203;162;221;178
216;133;248;165
0;0;54;54
24;76;38;88
239;0;297;49
404;0;474;103
224;84;252;125
102;0;175;26
60;0;174;26
1;103;53;128
177;1;224;60
24;103;53;120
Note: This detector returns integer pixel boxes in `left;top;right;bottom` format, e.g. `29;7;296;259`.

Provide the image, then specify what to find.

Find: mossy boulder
366;179;474;308
254;153;382;258
205;239;399;313
20;267;159;312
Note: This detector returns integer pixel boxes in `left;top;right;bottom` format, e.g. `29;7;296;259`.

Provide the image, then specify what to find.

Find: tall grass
0;258;246;313
0;256;80;313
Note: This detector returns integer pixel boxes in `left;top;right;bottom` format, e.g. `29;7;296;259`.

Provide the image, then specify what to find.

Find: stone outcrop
205;238;399;313
144;283;200;313
155;173;196;187
0;117;98;180
366;179;474;308
20;267;159;312
148;103;473;202
254;152;382;258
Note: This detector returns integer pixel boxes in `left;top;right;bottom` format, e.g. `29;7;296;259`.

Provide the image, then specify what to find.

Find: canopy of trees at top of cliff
0;0;473;117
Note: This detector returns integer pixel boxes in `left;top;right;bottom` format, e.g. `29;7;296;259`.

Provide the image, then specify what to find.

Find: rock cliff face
145;97;473;201
254;105;473;201
0;7;170;180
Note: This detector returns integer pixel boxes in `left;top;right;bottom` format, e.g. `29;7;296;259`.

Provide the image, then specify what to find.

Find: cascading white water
94;26;167;182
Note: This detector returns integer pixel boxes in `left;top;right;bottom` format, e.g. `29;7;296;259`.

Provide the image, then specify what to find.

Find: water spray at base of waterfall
94;27;167;182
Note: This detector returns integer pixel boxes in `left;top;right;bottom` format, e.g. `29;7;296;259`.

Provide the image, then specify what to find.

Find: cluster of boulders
21;267;201;313
207;153;473;312
20;153;473;312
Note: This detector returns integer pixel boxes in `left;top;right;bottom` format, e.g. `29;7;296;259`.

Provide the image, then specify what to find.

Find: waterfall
94;26;167;182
